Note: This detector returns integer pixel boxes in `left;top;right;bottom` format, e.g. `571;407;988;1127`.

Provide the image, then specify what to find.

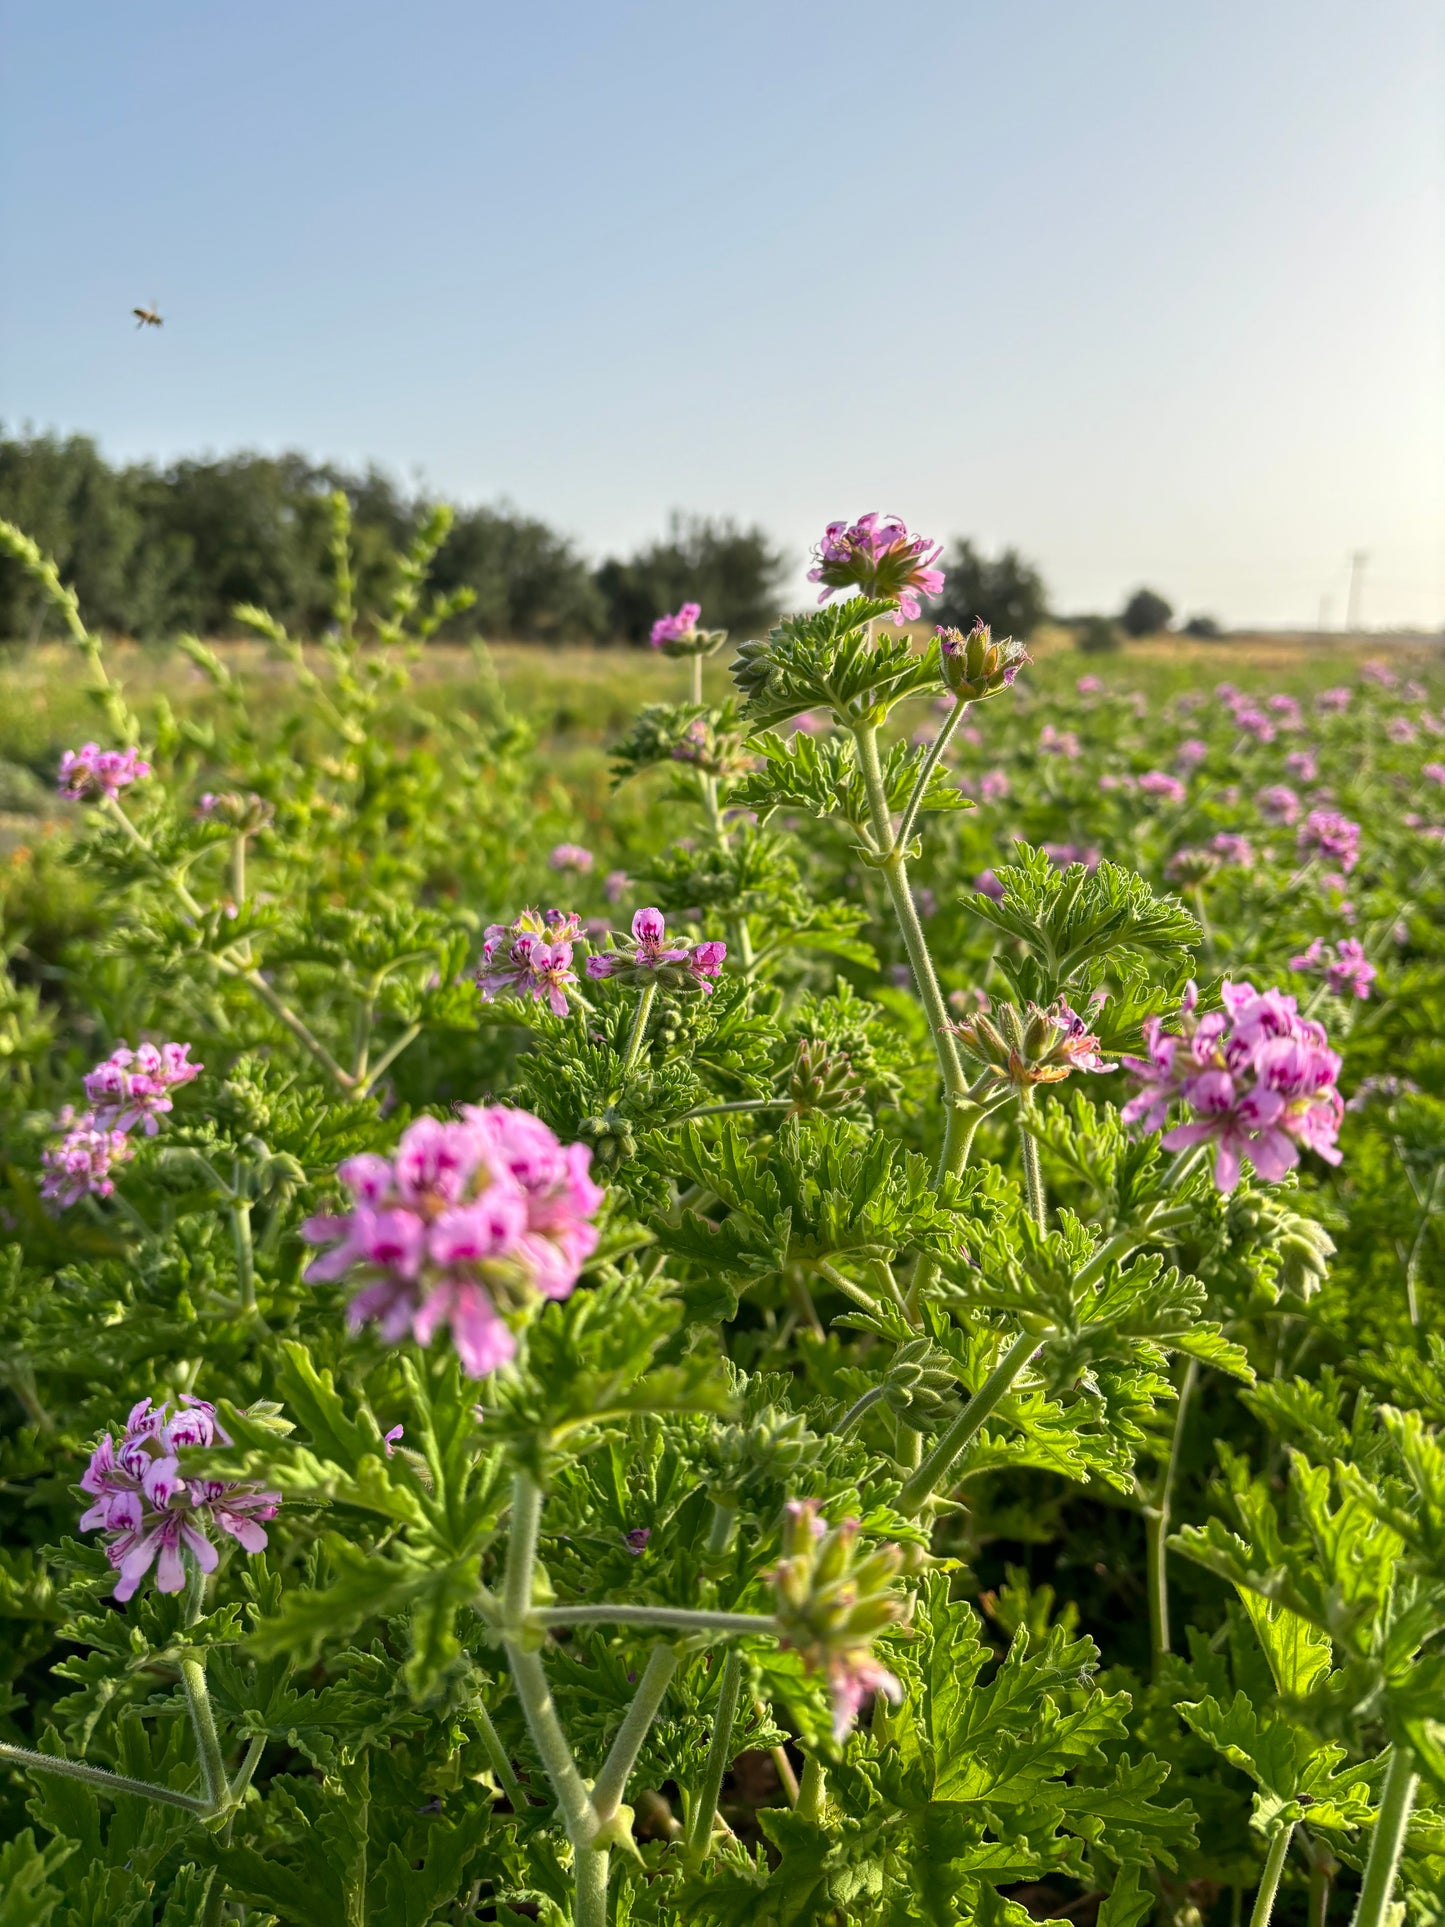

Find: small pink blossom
1267;694;1304;729
585;907;726;995
1290;937;1375;1000
1422;762;1445;786
1042;843;1100;872
40;1107;132;1209
58;743;151;802
1386;716;1417;744
1315;686;1352;713
1076;675;1104;696
1234;707;1276;744
979;769;1010;803
1039;725;1081;759
974;870;1005;900
1297;809;1361;873
549;843;593;874
1138;770;1186;804
1211;832;1254;867
478;910;583;1017
604;869;631;903
1284;749;1318;782
1360;659;1397;688
1255;785;1300;826
649;602;702;648
84;1042;201;1136
1175;738;1209;772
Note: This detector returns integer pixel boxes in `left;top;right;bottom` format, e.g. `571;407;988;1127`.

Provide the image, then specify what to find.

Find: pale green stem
851;722;967;1102
504;1469;543;1631
231;1190;256;1316
474;1697;533;1812
356;1021;422;1099
231;832;247;909
684;1645;744;1871
574;1842;610;1927
897;1327;1044;1514
181;1568;230;1812
1250;1824;1295;1927
0;1741;212;1815
621;981;657;1075
592;1642;679;1823
230;1736;265;1802
707;1500;737;1556
1147;1356;1199;1673
690;652;704;707
504;1642;596;1849
1349;1745;1420;1927
836;1384;890;1436
893;697;971;853
812;1259;884;1318
533;1605;778;1638
1017;1089;1047;1231
215;958;356;1092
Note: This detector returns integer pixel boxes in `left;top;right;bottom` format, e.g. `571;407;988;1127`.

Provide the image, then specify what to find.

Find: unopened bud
937;621;1031;702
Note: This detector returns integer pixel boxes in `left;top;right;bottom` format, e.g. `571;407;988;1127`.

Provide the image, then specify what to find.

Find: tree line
8;427;1192;647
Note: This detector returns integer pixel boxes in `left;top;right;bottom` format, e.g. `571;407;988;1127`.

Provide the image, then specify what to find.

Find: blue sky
1;0;1440;627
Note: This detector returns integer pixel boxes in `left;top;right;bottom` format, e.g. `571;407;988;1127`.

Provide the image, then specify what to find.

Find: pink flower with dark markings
58;743;151;801
807;513;944;624
303;1107;603;1378
83;1043;201;1136
78;1397;279;1604
585;907;725;995
478;909;582;1016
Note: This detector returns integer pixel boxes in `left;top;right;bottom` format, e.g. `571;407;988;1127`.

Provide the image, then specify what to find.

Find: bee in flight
132;304;163;329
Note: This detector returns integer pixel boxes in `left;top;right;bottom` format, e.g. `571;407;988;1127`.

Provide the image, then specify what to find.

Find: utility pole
1345;552;1368;634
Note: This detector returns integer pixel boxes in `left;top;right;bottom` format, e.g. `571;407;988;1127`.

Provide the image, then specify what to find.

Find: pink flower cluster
650;602;701;648
1290;938;1376;1000
1175;738;1209;772
1122;981;1344;1192
585;907;725;994
1256;785;1300;826
303;1108;604;1378
85;1042;202;1135
1138;770;1186;804
807;513;944;624
1297;808;1361;873
41;1041;202;1212
1211;832;1254;867
58;743;151;801
478;909;582;1017
79;1396;279;1603
549;843;593;874
41;1107;133;1209
1039;725;1081;759
1315;686;1352;713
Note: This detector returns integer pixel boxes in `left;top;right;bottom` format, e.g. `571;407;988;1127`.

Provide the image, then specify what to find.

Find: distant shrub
595;513;788;644
1075;615;1121;654
1182;613;1224;638
1120;587;1174;637
932;538;1048;640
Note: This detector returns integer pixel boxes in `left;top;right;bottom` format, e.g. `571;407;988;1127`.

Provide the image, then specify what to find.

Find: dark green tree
1120;586;1174;637
931;538;1048;640
596;513;788;644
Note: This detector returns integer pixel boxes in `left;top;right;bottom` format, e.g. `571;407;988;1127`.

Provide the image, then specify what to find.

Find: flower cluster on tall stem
1290;937;1375;1000
41;1107;133;1208
650;602;701;648
1122;981;1344;1192
808;513;944;624
943;996;1114;1088
302;1107;603;1376
79;1396;279;1603
585;908;725;994
1297;808;1361;873
40;1041;201;1212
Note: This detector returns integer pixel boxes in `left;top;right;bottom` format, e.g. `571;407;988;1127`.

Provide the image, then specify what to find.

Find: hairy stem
1017;1089;1047;1231
685;1645;744;1871
231;1189;256;1316
836;1384;890;1436
894;697;970;853
504;1469;543;1631
0;1741;212;1815
180;1655;230;1812
897;1327;1043;1514
474;1697;533;1813
1146;1356;1199;1672
1249;1824;1295;1927
533;1605;778;1638
797;1754;827;1822
1349;1745;1420;1927
621;981;657;1076
574;1841;610;1927
356;1021;423;1100
592;1642;679;1824
504;1643;596;1848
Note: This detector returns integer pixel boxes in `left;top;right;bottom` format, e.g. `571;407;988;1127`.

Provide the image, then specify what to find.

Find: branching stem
684;1644;744;1870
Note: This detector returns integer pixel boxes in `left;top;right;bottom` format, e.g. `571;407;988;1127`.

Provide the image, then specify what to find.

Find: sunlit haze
2;0;1440;628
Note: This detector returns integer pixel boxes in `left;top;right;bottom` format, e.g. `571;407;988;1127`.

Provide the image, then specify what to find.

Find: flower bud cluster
1224;1192;1335;1299
478;909;583;1017
303;1107;603;1378
879;1337;959;1432
785;1038;863;1117
1122;981;1344;1193
807;513;945;625
79;1396;280;1603
58;742;151;801
936;620;1030;702
197;790;275;832
943;997;1114;1089
585;908;725;995
771;1499;907;1741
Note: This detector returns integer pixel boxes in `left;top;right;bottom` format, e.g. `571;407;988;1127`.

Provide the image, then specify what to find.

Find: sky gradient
2;0;1441;628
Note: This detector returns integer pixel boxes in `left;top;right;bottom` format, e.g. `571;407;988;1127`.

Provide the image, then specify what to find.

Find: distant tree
1075;616;1121;654
596;513;788;644
0;430;146;640
430;507;606;642
1120;587;1173;637
931;539;1048;641
1182;613;1223;639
